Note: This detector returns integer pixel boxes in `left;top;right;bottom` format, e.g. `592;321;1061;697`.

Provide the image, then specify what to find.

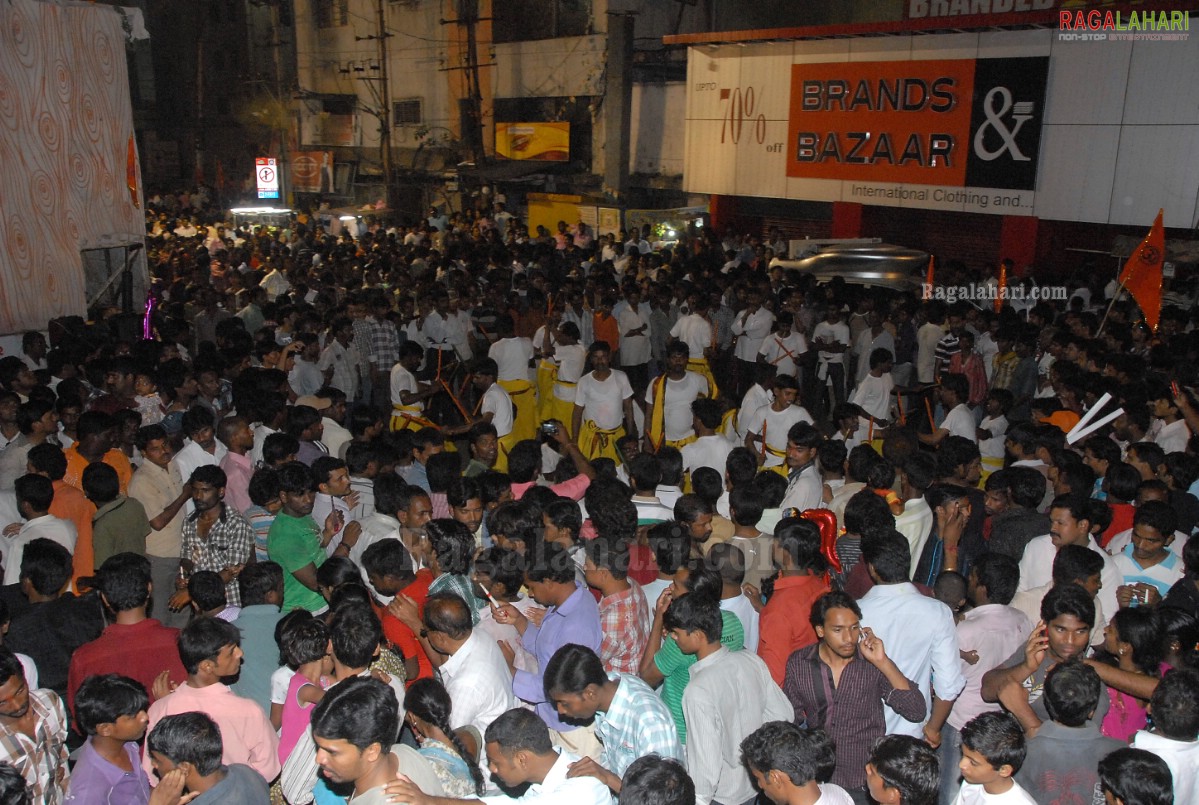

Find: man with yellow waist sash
546;321;587;439
489;316;537;444
742;374;814;471
441;358;517;472
534;318;560;421
389;341;439;432
669;295;720;400
570;341;635;462
644;342;707;453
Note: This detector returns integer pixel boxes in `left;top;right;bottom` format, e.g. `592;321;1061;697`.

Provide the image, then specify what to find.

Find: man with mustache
0;647;69;803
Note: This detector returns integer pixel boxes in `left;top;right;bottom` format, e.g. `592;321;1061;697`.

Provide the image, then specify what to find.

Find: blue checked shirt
595;673;684;778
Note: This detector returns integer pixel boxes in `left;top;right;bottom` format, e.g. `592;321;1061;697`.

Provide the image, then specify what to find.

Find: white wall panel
1123;36;1199;126
1043;43;1132;125
737;43;794;122
1032;125;1121;222
1108;125;1199;228
734;119;790;199
977;28;1053;58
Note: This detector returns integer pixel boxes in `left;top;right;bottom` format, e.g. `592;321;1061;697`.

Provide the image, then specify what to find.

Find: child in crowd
865;735;940;805
952;711;1036;804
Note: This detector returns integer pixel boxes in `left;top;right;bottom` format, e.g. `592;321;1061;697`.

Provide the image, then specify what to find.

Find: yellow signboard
496;122;570;162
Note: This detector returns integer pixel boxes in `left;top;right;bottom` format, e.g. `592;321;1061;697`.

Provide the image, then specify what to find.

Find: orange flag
126;135;140;209
1118;209;1165;332
994;262;1006;313
926;255;935;287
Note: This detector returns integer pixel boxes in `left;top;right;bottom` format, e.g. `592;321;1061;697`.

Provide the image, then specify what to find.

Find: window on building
493;0;590;43
393;99;422;126
315;0;349;28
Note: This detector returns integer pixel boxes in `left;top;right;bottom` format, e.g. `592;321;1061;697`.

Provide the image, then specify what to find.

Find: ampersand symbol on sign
973;87;1033;163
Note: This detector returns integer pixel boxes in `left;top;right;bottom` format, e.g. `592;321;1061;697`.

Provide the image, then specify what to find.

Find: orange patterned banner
127;135;140;209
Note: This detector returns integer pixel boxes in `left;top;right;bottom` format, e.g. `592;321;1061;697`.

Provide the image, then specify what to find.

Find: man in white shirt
644;343;708;451
1016;494;1121;628
746;376;813;469
780;421;824;513
811;307;851;417
667;593;792;805
669;297;719;399
919;374;976;447
851;312;896;387
421;293;458;374
395;592;515;737
917;306;946;385
3;475;76;585
444;359;517;473
851;349;896;425
489;317;536;444
289;334;324;398
858;531;966;739
757;313;806;385
617;289;652;397
390;342;438;433
387;708;613;805
172;407;227;516
731;290;774;401
733;369;774;445
1150;390;1191;454
546;322;586;434
572;344;634;463
682;399;734;482
318;317;360;401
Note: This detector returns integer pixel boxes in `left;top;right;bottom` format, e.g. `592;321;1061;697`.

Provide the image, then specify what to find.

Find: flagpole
1096;277;1127;337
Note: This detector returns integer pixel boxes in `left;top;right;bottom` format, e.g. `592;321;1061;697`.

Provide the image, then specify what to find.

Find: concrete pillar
603;13;635;201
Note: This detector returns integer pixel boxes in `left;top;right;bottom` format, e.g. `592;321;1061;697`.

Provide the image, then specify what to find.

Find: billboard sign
255;157;279;200
495;122;570;161
786;58;1049;192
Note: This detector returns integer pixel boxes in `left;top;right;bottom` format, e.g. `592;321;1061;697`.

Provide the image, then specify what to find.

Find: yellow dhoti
547;391;577;438
578;419;624;462
981;455;1004;484
536;360;558;420
499;378;538;443
494;429;520;473
763;443;789;477
390;404;436;433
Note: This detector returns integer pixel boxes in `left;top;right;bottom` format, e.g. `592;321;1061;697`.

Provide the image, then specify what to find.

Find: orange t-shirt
63;447;133;496
374;568;435;685
51;480;97;586
593;313;619;352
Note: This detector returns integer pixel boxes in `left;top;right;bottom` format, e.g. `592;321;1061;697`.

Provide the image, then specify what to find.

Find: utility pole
376;0;393;207
461;0;484;165
441;0;486;165
356;0;394;207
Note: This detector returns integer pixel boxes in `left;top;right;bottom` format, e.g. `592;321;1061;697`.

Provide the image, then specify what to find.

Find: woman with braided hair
404;678;486;796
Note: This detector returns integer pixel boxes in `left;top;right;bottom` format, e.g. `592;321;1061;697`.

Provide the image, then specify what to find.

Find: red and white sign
255;157;280;200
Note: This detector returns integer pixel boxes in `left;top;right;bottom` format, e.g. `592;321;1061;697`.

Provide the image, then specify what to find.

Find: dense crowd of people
0;195;1195;805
